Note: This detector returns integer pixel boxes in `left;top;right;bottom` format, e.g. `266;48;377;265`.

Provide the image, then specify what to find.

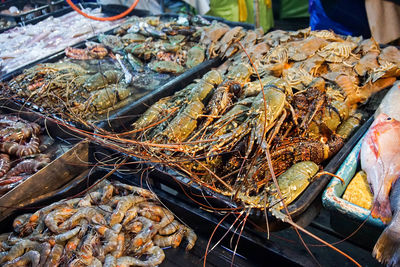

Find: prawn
60;207;106;230
109;196;146;226
153;225;184;248
158;220;180;235
116;246;165;267
2;250;40;267
44;207;76;233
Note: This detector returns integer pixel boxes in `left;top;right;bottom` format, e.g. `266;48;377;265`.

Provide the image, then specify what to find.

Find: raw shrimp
45;208;76;233
153;225;184;248
158;220;180;235
2;250;40;267
116;245;165;267
60;207;106;230
109;196;146;226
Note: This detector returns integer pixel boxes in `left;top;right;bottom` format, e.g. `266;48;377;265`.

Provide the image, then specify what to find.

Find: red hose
65;0;140;21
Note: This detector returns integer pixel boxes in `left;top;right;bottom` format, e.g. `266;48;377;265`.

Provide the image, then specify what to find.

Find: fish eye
387;117;392;120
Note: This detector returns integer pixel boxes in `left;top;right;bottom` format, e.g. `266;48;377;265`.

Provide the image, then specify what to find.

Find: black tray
0;102;83;144
92;120;369;232
0;167;311;266
92;82;390;231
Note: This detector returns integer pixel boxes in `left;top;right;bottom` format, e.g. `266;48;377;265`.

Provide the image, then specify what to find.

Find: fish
360;113;400;224
375;81;400;121
373;178;400;266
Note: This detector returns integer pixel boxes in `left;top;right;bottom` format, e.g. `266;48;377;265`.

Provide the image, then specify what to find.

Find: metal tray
0;141;89;222
0;166;313;266
0;105;88;221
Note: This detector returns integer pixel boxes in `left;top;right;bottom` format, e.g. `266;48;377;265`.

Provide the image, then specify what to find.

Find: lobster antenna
207;210;245;255
282;216;362;267
203;212;231;267
314;171;345;185
231;209;250;267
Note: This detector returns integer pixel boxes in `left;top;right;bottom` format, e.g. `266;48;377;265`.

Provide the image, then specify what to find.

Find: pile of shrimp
0;115;52;196
0;180;197;266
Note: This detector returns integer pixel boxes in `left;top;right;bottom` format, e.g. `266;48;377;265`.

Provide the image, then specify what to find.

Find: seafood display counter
2;7;400;265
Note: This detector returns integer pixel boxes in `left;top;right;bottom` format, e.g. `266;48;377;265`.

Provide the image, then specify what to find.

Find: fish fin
371;199;393;224
373;225;400;266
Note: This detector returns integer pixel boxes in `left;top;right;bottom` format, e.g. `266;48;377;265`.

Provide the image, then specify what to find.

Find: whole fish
361;113;400;224
373;178;400;266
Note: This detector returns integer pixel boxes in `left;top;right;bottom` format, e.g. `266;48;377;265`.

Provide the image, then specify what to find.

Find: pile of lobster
0;115;51;196
4;61;136;122
0;180;196;266
106;28;400;209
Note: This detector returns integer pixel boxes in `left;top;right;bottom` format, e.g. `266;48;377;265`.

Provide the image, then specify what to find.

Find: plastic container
322;117;386;249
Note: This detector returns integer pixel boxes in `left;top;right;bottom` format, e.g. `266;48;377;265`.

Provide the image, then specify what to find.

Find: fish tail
373;225;400;266
371;199;393;224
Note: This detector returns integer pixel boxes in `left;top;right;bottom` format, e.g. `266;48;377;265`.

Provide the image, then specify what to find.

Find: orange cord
65;0;140;21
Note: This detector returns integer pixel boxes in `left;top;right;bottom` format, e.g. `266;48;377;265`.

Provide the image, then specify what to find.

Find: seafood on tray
3;58;147;122
102;28;400;211
63;15;257;74
0;180;197;266
2;16;256;124
0;8;123;75
0;115;52;196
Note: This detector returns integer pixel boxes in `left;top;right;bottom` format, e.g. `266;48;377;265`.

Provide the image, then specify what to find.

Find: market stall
0;1;399;266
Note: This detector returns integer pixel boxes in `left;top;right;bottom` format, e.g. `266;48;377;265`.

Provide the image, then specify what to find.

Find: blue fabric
309;0;371;37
